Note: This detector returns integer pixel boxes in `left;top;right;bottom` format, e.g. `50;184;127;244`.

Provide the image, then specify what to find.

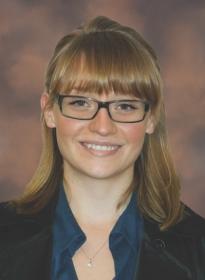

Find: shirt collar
52;186;142;257
52;186;86;257
110;191;143;252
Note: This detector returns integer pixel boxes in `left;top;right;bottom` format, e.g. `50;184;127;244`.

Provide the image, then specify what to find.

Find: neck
63;167;134;227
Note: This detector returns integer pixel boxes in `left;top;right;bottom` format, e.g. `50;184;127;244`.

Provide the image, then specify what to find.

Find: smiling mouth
81;142;120;152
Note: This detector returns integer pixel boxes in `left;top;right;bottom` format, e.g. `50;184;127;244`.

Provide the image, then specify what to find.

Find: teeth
85;143;117;151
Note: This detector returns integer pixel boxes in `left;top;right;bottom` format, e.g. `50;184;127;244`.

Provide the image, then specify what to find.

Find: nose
88;108;117;136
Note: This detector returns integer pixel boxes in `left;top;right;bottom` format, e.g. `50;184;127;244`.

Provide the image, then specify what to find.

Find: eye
71;100;87;106
115;102;139;112
66;98;91;108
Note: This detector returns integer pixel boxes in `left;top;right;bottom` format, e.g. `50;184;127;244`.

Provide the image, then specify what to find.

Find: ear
40;93;56;128
145;115;155;135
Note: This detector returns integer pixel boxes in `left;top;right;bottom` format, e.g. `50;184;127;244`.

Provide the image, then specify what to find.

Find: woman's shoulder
178;205;205;233
143;203;205;238
0;201;18;223
0;201;47;243
0;201;31;251
0;201;31;231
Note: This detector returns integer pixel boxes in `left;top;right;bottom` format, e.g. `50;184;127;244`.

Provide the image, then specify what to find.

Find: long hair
12;16;183;230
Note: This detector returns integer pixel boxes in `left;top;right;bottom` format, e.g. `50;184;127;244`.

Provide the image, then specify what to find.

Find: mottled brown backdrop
0;1;204;217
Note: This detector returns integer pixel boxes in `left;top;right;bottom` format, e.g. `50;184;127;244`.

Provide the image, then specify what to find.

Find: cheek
55;118;80;138
119;124;148;166
54;118;76;151
54;117;86;154
56;118;70;137
122;124;147;145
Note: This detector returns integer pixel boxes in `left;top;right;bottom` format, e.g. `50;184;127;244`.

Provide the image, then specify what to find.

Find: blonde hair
13;16;183;230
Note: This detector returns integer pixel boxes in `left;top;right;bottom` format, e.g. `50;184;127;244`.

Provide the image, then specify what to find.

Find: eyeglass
55;94;150;123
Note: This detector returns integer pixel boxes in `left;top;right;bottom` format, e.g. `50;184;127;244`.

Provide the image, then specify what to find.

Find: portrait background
0;0;204;217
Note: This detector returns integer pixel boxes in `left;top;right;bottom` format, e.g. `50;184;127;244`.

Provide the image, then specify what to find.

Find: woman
0;16;204;280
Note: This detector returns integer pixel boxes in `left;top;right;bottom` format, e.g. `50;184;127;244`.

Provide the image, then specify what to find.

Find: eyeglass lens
59;95;148;123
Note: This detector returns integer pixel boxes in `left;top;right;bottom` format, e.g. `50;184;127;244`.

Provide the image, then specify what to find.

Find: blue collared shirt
51;186;143;280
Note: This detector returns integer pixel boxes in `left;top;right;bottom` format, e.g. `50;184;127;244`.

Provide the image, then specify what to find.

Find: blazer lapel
135;232;192;280
133;214;195;280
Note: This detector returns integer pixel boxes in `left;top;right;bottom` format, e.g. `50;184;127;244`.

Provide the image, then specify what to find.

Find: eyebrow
62;93;144;101
61;90;143;101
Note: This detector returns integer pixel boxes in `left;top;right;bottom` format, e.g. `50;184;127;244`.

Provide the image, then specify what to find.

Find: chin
85;171;116;180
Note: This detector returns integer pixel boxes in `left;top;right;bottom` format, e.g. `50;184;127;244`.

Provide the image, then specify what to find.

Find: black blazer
0;199;204;280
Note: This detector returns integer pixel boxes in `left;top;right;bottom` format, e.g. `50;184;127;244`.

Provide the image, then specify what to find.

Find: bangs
50;31;161;107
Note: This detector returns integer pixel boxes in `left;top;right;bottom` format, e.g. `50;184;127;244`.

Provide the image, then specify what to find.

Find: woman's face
42;91;155;181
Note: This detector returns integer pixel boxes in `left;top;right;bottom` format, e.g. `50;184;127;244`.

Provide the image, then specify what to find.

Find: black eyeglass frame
55;94;150;123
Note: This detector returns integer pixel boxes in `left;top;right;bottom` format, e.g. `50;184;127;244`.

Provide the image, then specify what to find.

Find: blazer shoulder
143;204;205;238
174;204;205;236
0;201;46;235
0;201;18;224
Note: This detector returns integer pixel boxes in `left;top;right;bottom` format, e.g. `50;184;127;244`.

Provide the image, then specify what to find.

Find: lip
79;141;122;156
80;141;122;146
